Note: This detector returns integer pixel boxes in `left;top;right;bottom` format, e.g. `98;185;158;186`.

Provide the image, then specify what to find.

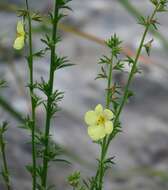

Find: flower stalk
98;52;114;190
82;1;167;190
25;0;37;189
15;0;74;189
97;2;165;190
0;122;11;190
106;1;161;149
41;0;59;188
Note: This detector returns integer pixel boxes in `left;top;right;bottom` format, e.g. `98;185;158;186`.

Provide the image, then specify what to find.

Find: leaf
54;55;74;70
127;89;134;99
57;63;75;70
37;78;50;96
106;34;122;57
150;19;160;30
157;0;168;12
125;56;135;65
19;116;33;131
17;9;28;17
57;13;67;22
99;55;111;64
31;12;42;22
138;16;148;26
25;164;33;175
95;66;107;80
41;34;61;48
0;122;8;134
82;179;90;189
0;80;7;88
33;48;49;58
61;5;73;11
104;156;115;165
53;158;71;165
113;60;125;71
150;0;159;6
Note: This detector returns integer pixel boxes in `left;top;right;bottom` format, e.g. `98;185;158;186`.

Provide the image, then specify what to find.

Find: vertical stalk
106;56;113;108
106;3;159;151
98;55;114;190
96;4;160;189
0;132;11;190
41;0;59;188
118;0;168;50
97;140;106;190
25;0;37;189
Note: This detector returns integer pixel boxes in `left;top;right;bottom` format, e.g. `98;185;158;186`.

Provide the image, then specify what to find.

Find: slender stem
96;5;159;190
97;140;106;190
41;0;59;188
25;0;37;189
0;132;11;190
118;0;168;50
106;56;113;108
105;4;159;151
97;55;114;190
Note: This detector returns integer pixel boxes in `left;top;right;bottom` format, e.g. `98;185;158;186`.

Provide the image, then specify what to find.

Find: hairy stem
106;56;113;108
106;3;159;151
25;0;37;189
118;0;168;50
97;55;114;190
95;4;160;190
41;0;59;188
97;140;106;190
0;131;11;190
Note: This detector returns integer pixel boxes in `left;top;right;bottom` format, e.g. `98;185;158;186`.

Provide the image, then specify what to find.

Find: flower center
97;115;106;126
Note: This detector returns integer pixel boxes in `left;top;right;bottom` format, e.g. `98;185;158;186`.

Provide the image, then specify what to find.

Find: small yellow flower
84;104;114;141
13;21;25;50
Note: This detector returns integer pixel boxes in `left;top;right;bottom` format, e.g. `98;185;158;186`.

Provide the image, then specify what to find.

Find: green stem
25;0;37;189
41;0;59;188
118;0;168;50
105;3;159;151
106;56;113;108
0;132;11;190
97;55;114;190
97;140;106;190
96;4;160;189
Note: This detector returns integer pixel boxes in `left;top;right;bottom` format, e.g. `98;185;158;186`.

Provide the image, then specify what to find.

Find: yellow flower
13;21;25;50
84;104;114;141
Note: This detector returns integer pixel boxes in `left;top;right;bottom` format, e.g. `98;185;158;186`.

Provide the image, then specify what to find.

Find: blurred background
0;0;168;189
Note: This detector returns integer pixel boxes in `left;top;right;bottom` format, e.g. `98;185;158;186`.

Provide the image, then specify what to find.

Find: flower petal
84;111;97;125
17;21;25;35
105;121;113;135
13;37;25;50
88;125;106;141
95;104;103;115
104;109;114;120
